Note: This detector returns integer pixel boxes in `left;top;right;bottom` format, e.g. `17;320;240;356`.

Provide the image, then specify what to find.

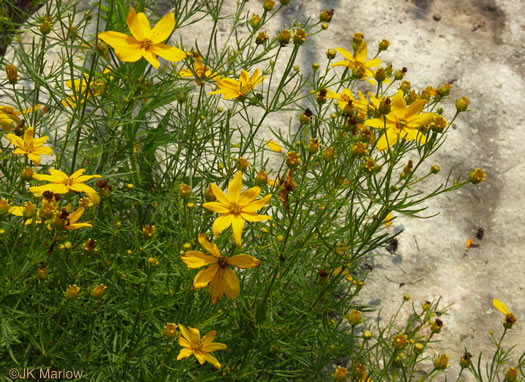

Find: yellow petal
334;47;355;61
212;214;233;237
201;202;230;214
150;12;175;44
266;140;282;152
240;212;271;222
203;342;227;352
48;169;69;181
98;31;138;49
222;267;240;300
74;174;102;183
228;254;261;269
179;324;200;343
24;126;34;145
197;234;222;258
29;184;70;194
208;271;224;304
176;348;193;361
126;7;150;41
231;215;245;246
376;128;400;151
364;118;385;129
6;133;24;148
152;43;186;62
403;128;427;144
390;91;407;120
209;183;230;206
238;187;260;206
493;298;509;315
355;41;368;63
200;352;221;368
68;183;98;195
181;251;218;268
228;171;243;202
201;330;217;345
366;58;381;68
114;45;143;62
27;153;41;165
142;50;161;69
240;194;272;213
385;212;393;228
193;264;220;289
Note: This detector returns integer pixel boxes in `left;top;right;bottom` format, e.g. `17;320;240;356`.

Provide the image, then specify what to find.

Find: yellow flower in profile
177;324;227;368
52;204;92;231
493;298;517;328
332;41;382;85
98;7;186;69
202;171;272;245
364;90;434;150
181;234;261;304
29;169;101;197
209;69;266;100
6;127;53;165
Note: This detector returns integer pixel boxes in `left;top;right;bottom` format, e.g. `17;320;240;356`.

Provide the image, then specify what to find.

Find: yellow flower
29;168;101;197
0;105;41;131
177;324;227;368
365;90;434;150
51;204;92;231
493;298;517;328
181;234;261;304
179;56;221;85
61;73;106;108
325;88;368;112
6;127;53;165
209;69;266;100
202;171;272;245
332;41;382;85
98;7;186;69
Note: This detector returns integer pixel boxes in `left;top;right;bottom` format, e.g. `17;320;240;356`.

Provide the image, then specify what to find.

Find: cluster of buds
40;16;53;34
180;182;192;198
83;238;97;254
286;152;301;168
142;224;156;239
236;157;250;171
306;138;321;154
293;29;307;45
392;333;407;350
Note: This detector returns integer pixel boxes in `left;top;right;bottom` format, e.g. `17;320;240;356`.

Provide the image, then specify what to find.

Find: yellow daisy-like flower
209;69;266;100
29;169;101;197
98;7;186;69
6;127;53;165
54;204;92;231
364;90;434;150
0;105;41;131
332;41;382;85
177;324;227;368
61;71;111;108
179;56;221;85
202;171;272;246
181;234;261;304
325;88;368;113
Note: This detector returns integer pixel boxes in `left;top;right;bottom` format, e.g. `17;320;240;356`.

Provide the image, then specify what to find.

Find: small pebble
433;14;441;21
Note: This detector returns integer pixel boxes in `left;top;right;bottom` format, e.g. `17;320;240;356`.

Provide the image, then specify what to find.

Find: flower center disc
63;178;74;186
140;39;154;50
229;202;242;215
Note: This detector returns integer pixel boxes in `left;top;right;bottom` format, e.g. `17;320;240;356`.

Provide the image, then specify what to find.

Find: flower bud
431;318;443;333
430;164;441;174
504;367;518;382
326;49;336;59
36;265;48;281
293;29;307;45
422;300;431;311
306;138;321;154
180;182;192;198
394;68;407;80
321;22;329;30
164;323;178;340
469;168;486;184
21;167;34;182
0;198;9;215
392;333;407;350
22;202;37;219
147;257;159;265
322;147;334;161
332;366;347;382
320;9;334;22
375;67;386;83
142;224;155;239
65;284;80;300
504;313;517;329
319;269;329;285
353;363;366;378
299;108;313;124
204;186;216;202
352;32;364;52
431;115;447;133
363;330;373;340
347;310;362;326
255;170;268;186
351;142;367;157
263;0;275;11
96;39;109;58
312;62;320;71
255;32;269;45
90;284;107;299
278;29;292;46
439;83;451;97
40;16;53;34
399;80;411;93
5;64;17;84
456;96;469;112
83;238;97;254
433;354;449;370
250;14;261;28
236;157;250;171
286;152;301;168
378;39;390;51
414;343;424;354
378;97;392;115
459;353;471;369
